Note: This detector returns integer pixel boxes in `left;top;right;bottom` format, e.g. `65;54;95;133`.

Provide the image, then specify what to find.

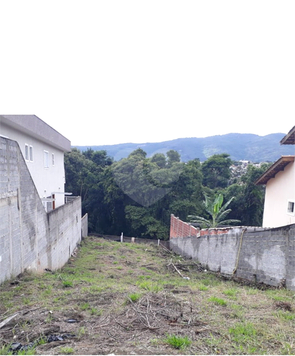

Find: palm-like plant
188;193;241;228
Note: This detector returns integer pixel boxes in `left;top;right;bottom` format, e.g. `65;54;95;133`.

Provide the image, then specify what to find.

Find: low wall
169;214;295;290
0;137;82;284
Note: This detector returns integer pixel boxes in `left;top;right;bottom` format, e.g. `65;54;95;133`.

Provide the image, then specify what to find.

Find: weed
275;310;295;321
127;293;141;303
78;326;86;338
230;304;244;319
229;321;257;343
199;273;220;287
80;302;90;310
136;280;162;292
204;334;223;353
208;296;227;306
164;334;191;350
199;284;209;291
0;346;11;355
281;342;295;355
90;307;101;315
22;297;31;305
59;346;74;354
62;280;73;288
223;288;238;298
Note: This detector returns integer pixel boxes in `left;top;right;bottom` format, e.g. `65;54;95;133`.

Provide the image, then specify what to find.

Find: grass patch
1;236;295;355
229;321;257;342
208;296;227;306
59;346;74;354
136;280;163;292
223;288;238;298
62;280;73;288
127;293;141;303
164;334;191;350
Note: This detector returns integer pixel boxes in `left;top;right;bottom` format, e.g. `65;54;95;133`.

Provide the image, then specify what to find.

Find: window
44;150;49;168
287;201;295;214
29;145;33;161
52;153;55;166
25;144;33;161
25;144;29;161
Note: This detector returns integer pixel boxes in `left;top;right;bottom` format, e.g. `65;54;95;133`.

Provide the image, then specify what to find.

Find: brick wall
170;214;200;238
0;137;83;284
170;214;231;238
169;214;295;290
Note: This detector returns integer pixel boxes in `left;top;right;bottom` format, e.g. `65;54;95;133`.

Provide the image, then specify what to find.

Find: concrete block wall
47;196;82;271
0;137;82;284
169;214;295;290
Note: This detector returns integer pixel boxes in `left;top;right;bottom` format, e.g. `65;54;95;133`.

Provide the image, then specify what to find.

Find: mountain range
75;133;295;163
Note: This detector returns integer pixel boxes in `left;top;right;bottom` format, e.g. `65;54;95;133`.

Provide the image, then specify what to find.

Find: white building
256;126;295;227
0;115;71;210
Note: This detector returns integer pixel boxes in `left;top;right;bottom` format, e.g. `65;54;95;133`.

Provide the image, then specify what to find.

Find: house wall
0;137;82;284
169;214;295;290
0;119;68;208
263;162;295;227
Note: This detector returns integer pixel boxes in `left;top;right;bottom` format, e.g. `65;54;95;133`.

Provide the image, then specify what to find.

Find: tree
150;153;167;168
201;153;232;189
240;164;268;226
188;193;241;228
166;150;181;167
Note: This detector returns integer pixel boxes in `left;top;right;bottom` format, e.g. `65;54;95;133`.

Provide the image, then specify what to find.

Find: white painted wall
0;121;67;209
263;161;295;227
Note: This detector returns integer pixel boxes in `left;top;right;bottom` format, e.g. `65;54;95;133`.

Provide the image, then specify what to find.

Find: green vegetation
127;292;141;303
208;296;227;306
188;193;241;228
65;148;269;237
164;334;192;349
59;347;74;355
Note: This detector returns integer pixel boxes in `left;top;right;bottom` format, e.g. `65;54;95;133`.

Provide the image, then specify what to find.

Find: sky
0;1;295;146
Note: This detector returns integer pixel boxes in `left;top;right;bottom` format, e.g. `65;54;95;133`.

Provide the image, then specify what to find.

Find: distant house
256;126;295;227
0;115;71;211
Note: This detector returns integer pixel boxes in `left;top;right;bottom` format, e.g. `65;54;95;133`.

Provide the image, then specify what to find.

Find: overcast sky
1;1;295;145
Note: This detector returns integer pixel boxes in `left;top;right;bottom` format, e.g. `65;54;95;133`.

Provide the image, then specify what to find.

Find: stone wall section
169;214;295;290
0;137;82;284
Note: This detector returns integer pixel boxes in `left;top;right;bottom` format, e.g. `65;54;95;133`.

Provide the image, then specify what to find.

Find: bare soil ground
1;236;295;355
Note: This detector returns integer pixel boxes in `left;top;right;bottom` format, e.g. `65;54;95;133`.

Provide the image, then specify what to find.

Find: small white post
158;239;160;246
120;232;123;243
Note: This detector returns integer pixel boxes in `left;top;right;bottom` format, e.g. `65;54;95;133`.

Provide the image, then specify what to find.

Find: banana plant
188;193;241;228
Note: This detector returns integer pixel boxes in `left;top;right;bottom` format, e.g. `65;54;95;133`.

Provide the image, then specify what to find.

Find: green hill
75;132;294;162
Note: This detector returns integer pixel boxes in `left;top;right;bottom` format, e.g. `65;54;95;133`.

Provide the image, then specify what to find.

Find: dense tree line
65;148;270;240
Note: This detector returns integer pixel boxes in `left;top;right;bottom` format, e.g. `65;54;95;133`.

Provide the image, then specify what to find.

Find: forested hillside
75;132;294;162
65;148;270;239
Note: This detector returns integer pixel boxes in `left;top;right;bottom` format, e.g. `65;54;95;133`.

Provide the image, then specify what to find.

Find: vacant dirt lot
1;236;295;355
